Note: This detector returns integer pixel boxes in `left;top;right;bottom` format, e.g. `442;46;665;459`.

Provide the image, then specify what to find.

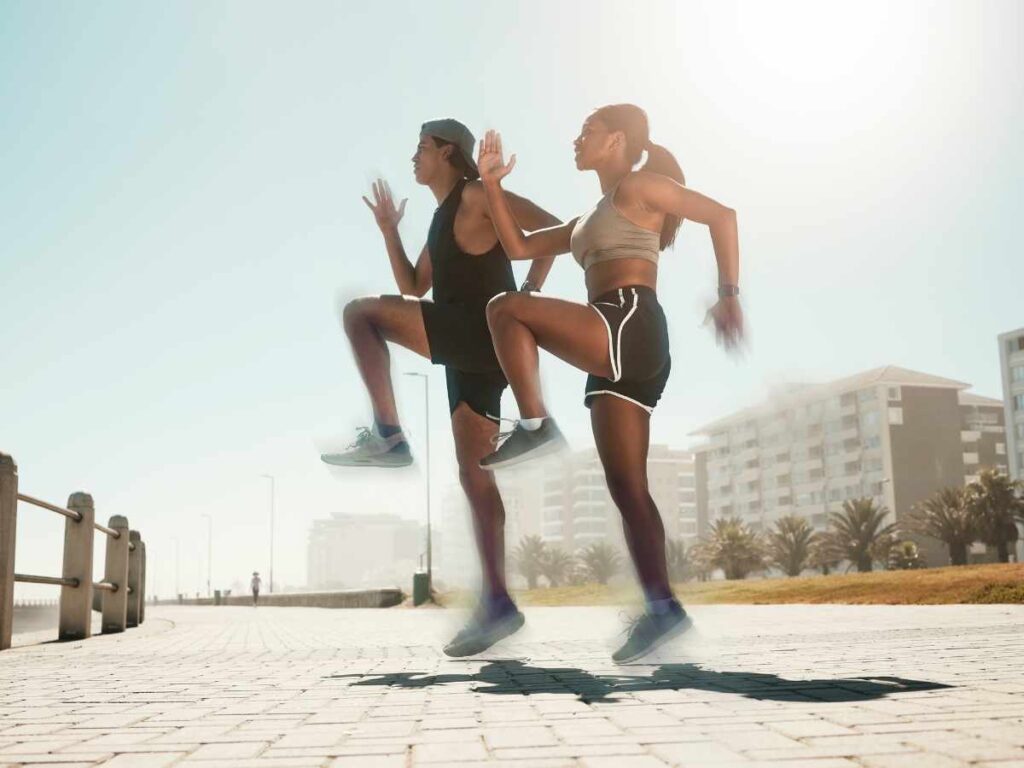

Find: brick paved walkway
2;604;1023;767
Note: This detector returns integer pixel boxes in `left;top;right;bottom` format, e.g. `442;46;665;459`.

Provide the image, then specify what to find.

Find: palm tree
828;498;897;572
539;547;574;587
968;469;1024;563
578;541;621;585
701;518;766;580
888;540;926;570
905;487;976;566
687;540;715;582
766;515;815;577
512;535;547;589
808;532;842;575
665;538;691;581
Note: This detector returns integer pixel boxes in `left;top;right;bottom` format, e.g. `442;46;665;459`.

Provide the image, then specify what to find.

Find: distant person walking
250;571;262;607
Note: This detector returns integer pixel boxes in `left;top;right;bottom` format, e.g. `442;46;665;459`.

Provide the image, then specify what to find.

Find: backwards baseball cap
421;118;479;180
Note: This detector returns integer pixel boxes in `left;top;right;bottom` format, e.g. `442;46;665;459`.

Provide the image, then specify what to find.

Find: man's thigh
353;295;431;359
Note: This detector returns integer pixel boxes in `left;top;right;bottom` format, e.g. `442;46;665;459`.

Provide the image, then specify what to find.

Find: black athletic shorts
583;285;671;414
419;299;506;421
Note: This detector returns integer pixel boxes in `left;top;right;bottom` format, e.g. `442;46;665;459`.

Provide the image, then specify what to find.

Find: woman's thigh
490;293;613;379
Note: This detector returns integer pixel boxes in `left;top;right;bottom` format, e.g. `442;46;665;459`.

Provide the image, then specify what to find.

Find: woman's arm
504;192;560;289
633;172;743;347
477;130;575;262
363;179;432;297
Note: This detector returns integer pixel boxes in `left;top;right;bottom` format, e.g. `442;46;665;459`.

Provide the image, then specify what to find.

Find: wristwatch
718;284;740;299
520;279;540;293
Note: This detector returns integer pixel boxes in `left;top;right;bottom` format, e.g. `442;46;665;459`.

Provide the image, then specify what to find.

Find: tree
968;469;1024;563
578;541;622;585
687;540;715;582
808;533;842;575
539;547;574;587
766;515;815;577
512;535;547;589
828;498;897;572
701;518;766;580
871;532;900;570
665;538;692;582
888;540;926;570
905;487;976;566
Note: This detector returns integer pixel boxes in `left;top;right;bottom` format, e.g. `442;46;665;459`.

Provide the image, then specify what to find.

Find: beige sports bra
570;185;661;270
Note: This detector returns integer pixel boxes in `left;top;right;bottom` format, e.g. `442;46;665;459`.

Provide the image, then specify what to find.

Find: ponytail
594;103;686;251
641;141;685;250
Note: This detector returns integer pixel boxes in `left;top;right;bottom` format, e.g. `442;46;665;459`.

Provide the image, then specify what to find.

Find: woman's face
573;116;617;171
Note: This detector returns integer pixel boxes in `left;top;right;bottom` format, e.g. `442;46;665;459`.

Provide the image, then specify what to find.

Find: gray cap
421;118;479;180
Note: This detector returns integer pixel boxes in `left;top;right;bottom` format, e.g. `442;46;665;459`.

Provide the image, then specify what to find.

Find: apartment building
999;328;1024;481
532;444;698;554
307;512;421;590
691;366;1006;565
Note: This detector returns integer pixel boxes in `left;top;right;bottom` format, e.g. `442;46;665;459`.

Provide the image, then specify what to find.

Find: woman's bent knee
485;291;519;327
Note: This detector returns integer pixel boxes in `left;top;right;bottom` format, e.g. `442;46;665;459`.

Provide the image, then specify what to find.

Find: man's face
412;133;450;185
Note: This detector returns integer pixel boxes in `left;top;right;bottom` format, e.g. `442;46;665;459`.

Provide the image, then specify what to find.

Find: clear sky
3;0;1022;598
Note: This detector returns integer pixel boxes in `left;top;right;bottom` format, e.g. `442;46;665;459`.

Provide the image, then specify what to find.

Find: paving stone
1;604;1023;767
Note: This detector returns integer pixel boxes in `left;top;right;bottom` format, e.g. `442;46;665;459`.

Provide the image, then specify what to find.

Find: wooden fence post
139;540;147;624
59;493;94;641
126;530;141;628
101;516;130;634
0;453;17;651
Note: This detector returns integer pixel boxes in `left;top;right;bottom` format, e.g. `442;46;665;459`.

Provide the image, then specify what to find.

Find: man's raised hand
477;129;516;184
362;179;407;230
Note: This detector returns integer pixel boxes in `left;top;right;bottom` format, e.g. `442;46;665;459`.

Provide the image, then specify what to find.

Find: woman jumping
475;104;743;663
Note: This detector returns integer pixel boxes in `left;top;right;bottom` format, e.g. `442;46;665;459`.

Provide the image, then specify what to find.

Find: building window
888;407;903;425
857;388;877;403
887;386;901;402
1012;365;1024;382
1017;424;1024;439
1015;394;1024;411
996;443;1006;455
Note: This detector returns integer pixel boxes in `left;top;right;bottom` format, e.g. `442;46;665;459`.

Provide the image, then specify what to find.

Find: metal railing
0;452;147;650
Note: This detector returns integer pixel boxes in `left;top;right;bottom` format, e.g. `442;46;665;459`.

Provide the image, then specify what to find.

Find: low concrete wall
157;589;405;609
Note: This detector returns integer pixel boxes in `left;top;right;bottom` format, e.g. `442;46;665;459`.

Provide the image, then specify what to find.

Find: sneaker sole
320;454;413;468
443;612;526;657
479;437;567;472
613;614;693;665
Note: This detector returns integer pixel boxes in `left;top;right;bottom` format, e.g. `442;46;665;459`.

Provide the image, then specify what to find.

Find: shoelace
347;426;375;450
486;413;520;449
618;609;651;641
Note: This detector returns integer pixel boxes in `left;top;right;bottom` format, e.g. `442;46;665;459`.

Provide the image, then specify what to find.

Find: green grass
445;563;1024;607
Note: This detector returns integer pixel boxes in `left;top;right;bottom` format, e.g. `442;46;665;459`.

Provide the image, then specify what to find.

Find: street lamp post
260;474;275;594
403;371;431;592
201;514;212;598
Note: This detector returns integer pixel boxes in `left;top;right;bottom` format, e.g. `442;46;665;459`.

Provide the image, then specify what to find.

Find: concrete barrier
158;589;404;609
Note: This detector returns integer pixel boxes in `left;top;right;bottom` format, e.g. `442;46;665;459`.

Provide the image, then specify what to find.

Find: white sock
519;417;545;431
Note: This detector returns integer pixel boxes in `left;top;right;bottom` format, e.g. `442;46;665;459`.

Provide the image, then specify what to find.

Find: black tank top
427;180;515;307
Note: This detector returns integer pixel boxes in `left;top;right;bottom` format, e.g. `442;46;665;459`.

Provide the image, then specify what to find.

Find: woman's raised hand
362;179;407;231
477;129;516;184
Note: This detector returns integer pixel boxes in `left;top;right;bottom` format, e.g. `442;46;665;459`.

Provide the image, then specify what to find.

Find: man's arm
364;179;432;297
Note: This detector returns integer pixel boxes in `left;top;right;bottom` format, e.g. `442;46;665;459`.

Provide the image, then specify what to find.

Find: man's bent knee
342;295;378;331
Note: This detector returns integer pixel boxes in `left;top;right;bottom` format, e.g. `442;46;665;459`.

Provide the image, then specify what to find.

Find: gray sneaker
479;419;567;471
443;608;525;657
321;427;412;468
612;602;692;664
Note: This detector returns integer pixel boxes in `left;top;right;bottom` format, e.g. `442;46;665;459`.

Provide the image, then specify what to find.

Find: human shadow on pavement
329;660;952;704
